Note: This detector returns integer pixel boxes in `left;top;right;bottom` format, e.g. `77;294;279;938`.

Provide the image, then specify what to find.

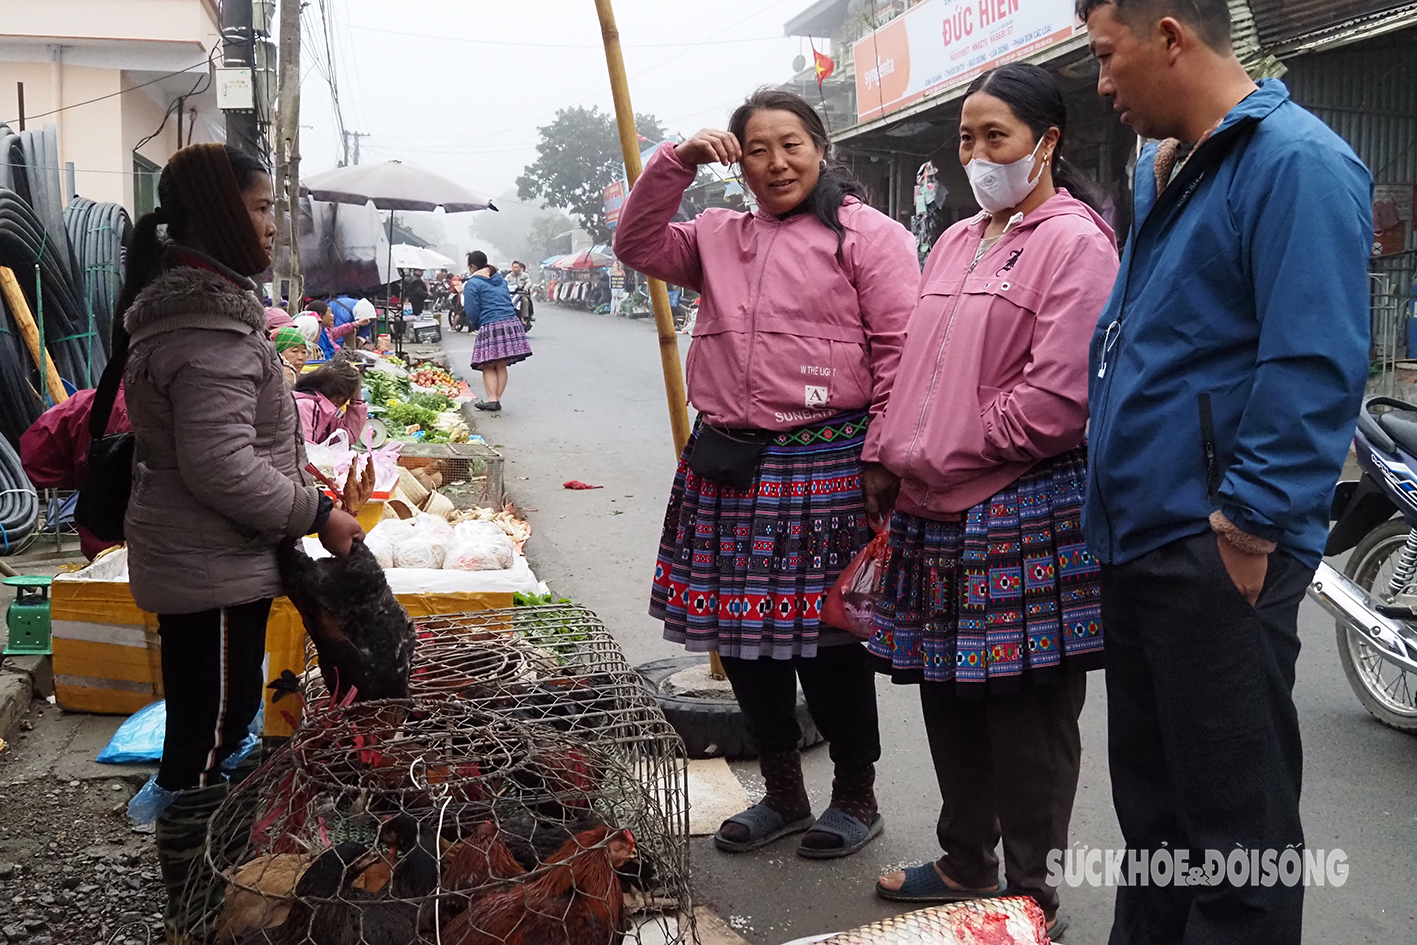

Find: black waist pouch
688;424;774;490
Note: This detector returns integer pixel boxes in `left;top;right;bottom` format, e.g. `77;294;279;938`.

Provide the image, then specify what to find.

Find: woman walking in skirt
615;88;919;859
464;250;532;411
865;64;1118;940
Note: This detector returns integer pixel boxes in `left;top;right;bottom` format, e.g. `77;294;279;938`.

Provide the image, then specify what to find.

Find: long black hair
963;64;1102;213
728;88;867;257
115;145;268;341
294;354;363;405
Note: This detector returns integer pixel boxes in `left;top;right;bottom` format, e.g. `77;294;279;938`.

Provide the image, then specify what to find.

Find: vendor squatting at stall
115;142;366;931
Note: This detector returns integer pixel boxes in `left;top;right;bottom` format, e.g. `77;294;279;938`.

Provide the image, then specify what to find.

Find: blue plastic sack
97;699;263;766
96;700;166;764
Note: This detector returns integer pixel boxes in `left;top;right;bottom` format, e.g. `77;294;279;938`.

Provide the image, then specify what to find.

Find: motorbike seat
1377;406;1417;456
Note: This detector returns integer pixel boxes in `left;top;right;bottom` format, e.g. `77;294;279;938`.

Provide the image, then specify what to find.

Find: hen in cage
189;700;693;945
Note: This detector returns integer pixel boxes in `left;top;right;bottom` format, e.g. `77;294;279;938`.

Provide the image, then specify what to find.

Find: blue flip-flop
713;803;815;853
796;807;885;859
875;861;1006;902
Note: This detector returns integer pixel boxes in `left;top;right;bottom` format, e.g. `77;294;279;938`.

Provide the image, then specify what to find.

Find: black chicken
278;814;439;945
277;538;415;702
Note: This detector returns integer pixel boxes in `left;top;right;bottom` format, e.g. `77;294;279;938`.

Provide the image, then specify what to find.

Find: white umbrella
301;161;496;213
389;244;456;271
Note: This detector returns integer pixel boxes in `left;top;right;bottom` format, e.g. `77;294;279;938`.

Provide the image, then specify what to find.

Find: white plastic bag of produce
368;519;417;545
363;536;395;570
413;512;456;542
444;532;514;571
394;537;448;570
453;520;505;544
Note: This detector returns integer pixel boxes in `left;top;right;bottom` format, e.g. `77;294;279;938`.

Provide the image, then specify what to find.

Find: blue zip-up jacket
463;272;517;328
1084;80;1373;570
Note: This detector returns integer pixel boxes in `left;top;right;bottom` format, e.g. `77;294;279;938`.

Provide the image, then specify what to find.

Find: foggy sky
297;0;814;211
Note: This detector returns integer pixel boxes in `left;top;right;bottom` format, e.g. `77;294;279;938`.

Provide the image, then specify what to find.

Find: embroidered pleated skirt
651;411;871;660
867;446;1104;693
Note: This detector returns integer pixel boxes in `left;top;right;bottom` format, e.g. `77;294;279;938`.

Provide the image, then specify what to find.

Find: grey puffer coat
123;249;321;614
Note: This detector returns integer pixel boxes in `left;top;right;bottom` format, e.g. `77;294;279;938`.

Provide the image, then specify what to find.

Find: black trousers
922;674;1087;921
720;643;881;768
156;599;272;791
1102;531;1309;945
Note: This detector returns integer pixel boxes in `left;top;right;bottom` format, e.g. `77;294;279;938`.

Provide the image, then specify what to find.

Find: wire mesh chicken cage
396;442;505;510
180;606;695;945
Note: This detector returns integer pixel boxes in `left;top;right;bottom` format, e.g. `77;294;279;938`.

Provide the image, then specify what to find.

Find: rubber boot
719;749;811;845
800;762;878;851
155;782;229;941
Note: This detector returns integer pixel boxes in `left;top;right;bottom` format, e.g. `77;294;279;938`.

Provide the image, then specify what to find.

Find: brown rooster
441;825;637;945
443;821;527;894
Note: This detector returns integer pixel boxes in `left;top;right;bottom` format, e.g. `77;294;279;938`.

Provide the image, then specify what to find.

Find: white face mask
965;138;1046;214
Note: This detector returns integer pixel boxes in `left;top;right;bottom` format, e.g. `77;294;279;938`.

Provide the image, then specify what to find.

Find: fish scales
819;896;1050;945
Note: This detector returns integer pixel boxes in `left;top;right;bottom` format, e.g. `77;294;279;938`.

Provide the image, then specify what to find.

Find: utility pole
344;130;369;166
272;0;303;304
219;0;259;154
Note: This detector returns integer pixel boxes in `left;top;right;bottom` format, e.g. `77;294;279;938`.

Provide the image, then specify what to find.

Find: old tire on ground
637;656;822;760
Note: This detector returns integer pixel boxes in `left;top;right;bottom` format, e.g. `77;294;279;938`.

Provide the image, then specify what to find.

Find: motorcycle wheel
1338;517;1417;733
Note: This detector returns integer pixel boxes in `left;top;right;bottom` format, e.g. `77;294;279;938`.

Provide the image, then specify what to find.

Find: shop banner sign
603;180;627;230
854;0;1080;123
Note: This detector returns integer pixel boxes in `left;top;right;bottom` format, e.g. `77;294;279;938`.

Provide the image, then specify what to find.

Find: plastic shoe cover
127;775;183;824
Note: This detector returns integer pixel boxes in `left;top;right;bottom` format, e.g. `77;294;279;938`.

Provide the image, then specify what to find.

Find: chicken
215;852;318;941
277;537;415;702
280;814;439;945
441;825;637;945
443;821;526;894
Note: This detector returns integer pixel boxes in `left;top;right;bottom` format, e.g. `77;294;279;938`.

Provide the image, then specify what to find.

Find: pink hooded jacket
614;144;920;452
865;190;1119;519
293;390;368;446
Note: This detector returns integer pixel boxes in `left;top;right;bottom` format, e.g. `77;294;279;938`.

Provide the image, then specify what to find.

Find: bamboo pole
593;0;723;679
592;0;691;457
0;266;67;404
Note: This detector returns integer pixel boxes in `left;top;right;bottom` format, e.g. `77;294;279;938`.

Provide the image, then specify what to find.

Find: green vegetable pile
384;400;441;428
365;369;410;406
510;594;586;661
408;391;454;412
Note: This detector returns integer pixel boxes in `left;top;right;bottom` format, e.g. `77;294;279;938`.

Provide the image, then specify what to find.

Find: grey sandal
713;803;815;853
796;807;884;859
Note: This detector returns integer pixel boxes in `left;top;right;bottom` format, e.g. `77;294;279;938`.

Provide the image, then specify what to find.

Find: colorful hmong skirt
651;411;871;660
470;317;532;369
867;446;1104;692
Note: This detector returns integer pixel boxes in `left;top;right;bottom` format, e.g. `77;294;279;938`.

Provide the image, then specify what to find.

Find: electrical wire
0;50;217;126
344;23;786;49
132;67;213;156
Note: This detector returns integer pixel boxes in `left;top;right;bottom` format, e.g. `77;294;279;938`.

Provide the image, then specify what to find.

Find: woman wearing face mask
865;64;1118;938
114;144;366;933
616;89;919;859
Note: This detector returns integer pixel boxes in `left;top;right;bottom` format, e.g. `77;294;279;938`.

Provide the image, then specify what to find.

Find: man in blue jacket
1079;1;1372;942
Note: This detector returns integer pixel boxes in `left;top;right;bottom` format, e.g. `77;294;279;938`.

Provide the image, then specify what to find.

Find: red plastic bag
823;527;891;639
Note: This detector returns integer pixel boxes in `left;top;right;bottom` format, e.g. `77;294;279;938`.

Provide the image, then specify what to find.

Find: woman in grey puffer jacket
113;143;364;932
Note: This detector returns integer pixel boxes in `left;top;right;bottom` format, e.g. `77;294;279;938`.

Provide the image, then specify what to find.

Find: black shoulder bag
74;331;133;541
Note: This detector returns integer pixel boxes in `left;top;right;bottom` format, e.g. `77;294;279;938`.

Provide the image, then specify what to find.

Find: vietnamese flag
814;49;835;87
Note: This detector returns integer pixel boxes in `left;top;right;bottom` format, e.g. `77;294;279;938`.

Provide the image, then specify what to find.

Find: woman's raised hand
675;129;741;167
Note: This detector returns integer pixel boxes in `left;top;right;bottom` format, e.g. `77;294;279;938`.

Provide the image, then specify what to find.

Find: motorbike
1308;396;1417;733
510;284;535;332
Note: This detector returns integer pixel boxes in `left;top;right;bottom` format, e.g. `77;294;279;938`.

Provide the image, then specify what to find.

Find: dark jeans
1102;531;1309;945
921;674;1087;921
156;599;272;791
719;643;881;768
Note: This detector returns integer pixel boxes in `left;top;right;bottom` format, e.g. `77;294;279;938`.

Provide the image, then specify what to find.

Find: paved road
440;303;1417;945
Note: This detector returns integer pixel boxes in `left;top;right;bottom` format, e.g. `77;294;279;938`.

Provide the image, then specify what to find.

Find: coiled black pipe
65;196;129;358
0;187;103;388
0;429;39;552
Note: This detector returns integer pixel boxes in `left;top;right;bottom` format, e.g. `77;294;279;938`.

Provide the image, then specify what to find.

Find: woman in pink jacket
616;89;919;860
866;65;1118;937
292;357;368;445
